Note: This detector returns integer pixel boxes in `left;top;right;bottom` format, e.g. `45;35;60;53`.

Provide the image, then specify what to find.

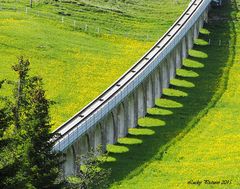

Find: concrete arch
127;93;137;128
93;124;103;151
199;15;204;30
185;34;190;54
105;112;116;144
160;60;170;89
79;134;90;155
158;65;164;94
196;19;200;37
117;102;127;138
176;44;182;69
64;145;76;176
193;22;198;40
137;83;147;118
146;76;155;108
169;52;176;80
182;36;188;59
100;120;107;152
68;134;90;172
153;68;161;99
187;28;194;50
204;8;208;23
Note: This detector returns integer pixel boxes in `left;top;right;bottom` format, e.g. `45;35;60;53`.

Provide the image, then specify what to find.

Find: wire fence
0;4;233;44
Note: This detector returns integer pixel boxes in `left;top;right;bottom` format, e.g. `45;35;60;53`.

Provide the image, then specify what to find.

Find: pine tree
12;56;30;129
0;79;23;189
0;57;63;188
23;76;63;189
13;58;63;189
0;80;9;143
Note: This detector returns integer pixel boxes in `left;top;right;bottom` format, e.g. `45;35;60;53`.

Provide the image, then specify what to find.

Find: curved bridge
53;0;211;175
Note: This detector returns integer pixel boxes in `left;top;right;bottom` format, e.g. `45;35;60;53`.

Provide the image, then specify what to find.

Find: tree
65;147;111;189
14;58;63;188
23;76;63;189
0;80;10;143
0;57;63;188
0;57;111;189
11;57;30;129
0;79;25;189
0;80;18;189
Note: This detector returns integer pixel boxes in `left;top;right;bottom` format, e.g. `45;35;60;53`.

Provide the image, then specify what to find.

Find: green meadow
0;0;189;129
104;0;240;188
1;0;240;188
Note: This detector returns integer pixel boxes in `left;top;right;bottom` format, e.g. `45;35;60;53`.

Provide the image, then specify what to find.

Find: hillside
105;1;240;188
0;0;189;128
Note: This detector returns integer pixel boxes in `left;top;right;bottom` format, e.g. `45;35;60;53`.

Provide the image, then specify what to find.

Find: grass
163;88;188;97
102;0;240;188
176;69;199;78
147;107;173;116
170;78;195;88
155;98;183;108
0;0;189;129
118;138;143;145
128;128;155;136
138;117;166;128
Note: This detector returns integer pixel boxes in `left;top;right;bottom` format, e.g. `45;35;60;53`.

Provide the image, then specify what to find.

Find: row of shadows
102;21;231;186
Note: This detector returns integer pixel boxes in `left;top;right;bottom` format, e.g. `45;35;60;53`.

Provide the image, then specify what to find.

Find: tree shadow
103;0;236;186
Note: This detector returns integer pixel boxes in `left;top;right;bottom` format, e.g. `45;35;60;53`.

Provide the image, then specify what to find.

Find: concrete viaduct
53;0;212;175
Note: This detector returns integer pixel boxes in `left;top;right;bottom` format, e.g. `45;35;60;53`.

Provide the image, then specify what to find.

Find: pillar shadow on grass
183;58;204;68
118;138;143;145
188;49;208;59
176;69;199;78
147;107;173;116
138;117;166;127
155;98;183;108
162;88;188;97
107;144;129;154
103;1;235;185
170;78;195;88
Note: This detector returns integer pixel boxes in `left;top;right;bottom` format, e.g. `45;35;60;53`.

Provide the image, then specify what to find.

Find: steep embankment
106;1;240;188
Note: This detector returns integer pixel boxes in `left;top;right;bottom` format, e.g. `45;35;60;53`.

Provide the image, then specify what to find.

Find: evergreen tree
23;76;63;189
12;57;30;129
1;57;111;189
0;57;63;188
0;80;9;143
0;80;23;189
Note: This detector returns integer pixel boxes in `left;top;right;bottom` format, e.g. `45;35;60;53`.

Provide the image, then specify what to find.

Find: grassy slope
106;1;240;188
0;0;189;129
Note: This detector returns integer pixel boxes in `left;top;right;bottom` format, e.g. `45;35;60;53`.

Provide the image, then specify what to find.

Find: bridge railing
53;0;211;152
